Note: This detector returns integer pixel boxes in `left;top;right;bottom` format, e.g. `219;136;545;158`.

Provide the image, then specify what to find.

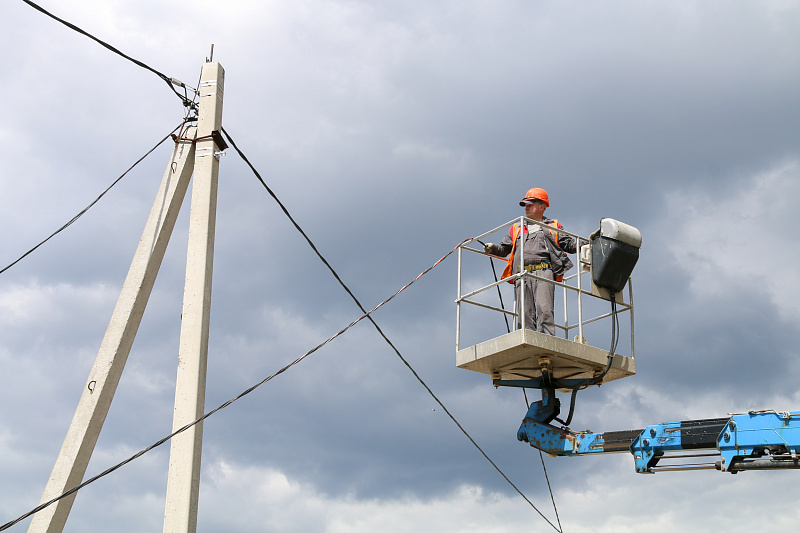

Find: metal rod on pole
517;216;524;332
162;61;224;533
456;244;462;352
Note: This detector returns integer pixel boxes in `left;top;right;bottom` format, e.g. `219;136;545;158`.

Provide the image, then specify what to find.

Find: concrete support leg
162;61;224;533
28;128;197;533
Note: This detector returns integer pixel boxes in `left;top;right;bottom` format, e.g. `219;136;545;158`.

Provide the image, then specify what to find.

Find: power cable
477;239;511;334
0;122;184;276
21;0;194;109
0;238;458;532
556;291;621;426
13;3;560;520
524;388;563;532
221;127;561;532
0;143;561;530
539;450;563;533
15;2;558;526
485;245;563;531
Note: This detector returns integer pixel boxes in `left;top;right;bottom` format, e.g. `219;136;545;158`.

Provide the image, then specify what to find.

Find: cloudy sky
2;1;799;531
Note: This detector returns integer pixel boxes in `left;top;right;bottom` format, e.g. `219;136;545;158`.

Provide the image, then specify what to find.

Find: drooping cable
582;291;619;387
477;240;511;334
483;241;562;528
13;3;558;524
0;122;184;276
221;127;561;532
523;381;563;531
21;0;194;109
557;291;621;425
0;244;459;532
538;450;563;533
490;256;511;333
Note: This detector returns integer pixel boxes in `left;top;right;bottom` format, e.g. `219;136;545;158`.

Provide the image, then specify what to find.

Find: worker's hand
483;243;496;255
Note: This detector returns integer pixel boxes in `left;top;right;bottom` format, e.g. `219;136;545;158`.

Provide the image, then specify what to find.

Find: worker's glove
483;243;497;255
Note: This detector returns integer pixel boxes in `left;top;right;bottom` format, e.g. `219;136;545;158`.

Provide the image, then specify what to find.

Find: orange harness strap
501;220;561;281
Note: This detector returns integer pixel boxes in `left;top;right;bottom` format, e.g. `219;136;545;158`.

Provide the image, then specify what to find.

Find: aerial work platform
456;217;640;391
457;329;635;392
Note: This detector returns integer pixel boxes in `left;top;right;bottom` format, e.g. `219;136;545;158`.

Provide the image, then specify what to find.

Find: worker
483;188;576;335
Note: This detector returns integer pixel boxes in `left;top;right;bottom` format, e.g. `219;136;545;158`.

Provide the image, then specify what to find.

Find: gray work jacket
496;218;576;280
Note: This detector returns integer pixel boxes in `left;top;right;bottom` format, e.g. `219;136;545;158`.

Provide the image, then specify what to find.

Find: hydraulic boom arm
515;389;800;473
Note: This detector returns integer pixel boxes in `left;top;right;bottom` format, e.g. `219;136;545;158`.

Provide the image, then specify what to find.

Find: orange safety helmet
519;187;549;207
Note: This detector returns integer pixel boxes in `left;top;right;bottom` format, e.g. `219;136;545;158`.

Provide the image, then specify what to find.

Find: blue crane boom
458;218;800;474
515;389;800;473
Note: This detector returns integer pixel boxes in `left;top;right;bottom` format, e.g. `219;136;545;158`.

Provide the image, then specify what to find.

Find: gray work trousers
515;269;555;335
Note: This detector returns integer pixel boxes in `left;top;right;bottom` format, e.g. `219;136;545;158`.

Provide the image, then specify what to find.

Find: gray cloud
2;1;799;532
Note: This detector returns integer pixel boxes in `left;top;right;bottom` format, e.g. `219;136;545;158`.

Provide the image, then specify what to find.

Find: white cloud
0;281;116;328
199;460;555;533
193;455;800;533
555;464;800;533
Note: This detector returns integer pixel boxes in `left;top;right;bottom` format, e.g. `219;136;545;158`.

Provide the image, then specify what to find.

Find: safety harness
501;219;564;282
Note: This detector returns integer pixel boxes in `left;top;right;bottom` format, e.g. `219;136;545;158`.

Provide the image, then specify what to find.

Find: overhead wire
555;291;621;427
15;4;564;529
21;0;195;109
0;122;184;276
477;239;511;334
221;127;562;532
0;238;461;533
8;0;201;276
484;242;563;531
539;450;563;533
480;233;622;532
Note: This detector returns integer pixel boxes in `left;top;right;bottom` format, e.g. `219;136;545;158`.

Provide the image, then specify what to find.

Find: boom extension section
516;388;800;473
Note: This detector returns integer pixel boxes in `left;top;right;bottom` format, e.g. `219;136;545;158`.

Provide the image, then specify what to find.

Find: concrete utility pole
28;60;224;533
163;60;224;533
